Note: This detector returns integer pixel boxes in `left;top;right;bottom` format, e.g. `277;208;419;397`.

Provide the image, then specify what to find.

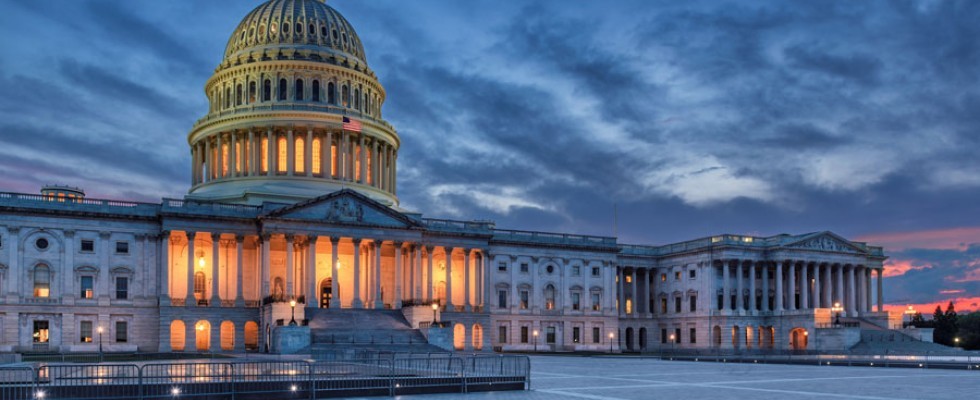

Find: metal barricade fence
36;364;140;400
0;366;36;400
390;356;463;392
234;360;311;397
312;359;393;397
141;363;233;399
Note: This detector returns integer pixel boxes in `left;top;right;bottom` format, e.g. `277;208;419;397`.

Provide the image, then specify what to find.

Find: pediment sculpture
326;197;364;223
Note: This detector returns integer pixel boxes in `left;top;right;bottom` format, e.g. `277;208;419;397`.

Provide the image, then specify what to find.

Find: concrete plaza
402;355;980;400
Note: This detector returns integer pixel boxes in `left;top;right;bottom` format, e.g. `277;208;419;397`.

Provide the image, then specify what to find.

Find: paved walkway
398;355;980;400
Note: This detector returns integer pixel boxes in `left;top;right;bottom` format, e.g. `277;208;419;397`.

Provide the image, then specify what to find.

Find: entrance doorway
790;328;808;351
33;320;50;344
320;278;333;308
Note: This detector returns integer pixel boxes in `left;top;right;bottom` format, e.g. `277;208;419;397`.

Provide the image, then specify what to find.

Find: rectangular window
546;327;556;344
572;265;580;276
312;138;322;175
675;296;682;313
674;271;681;281
80;240;94;252
498;290;508;308
592;327;600;343
116;321;128;343
573;327;581;343
661;328;667;344
690;295;697;312
115;241;129;254
675;328;682;344
718;295;724;310
520;290;529;309
80;321;93;343
116;277;128;300
520;263;529;273
661;273;666;282
689;269;696;279
572;293;581;310
690;328;697;344
625;275;632;283
262;138;269;173
591;293;601;311
499;326;508;344
81;276;94;299
592;267;600;277
498;262;507;272
33;320;50;343
660;298;667;314
520;326;529;343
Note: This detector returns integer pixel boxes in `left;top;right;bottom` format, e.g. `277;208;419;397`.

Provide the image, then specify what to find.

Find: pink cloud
882;259;931;277
886;297;980;314
857;227;980;251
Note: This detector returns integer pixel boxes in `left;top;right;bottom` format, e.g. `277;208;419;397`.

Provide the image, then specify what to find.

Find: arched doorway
220;321;234;351
713;325;722;348
766;326;775;349
273;278;284;300
244;322;258;351
745;326;754;349
639;328;647;350
790;328;808;351
453;323;465;351
195;320;211;352
320;278;333;308
472;324;483;351
731;326;741;349
170;320;186;351
625;328;634;351
437;281;446;305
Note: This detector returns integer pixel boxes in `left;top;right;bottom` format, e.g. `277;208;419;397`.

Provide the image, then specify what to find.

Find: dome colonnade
187;0;399;206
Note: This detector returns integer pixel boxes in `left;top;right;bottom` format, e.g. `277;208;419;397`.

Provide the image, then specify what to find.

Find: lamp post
669;333;676;355
955;337;960;348
831;302;843;327
533;330;539;352
431;302;439;326
97;326;104;361
289;299;297;326
609;332;615;353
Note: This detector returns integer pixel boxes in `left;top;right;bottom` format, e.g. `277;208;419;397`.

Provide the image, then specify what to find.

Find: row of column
191;128;397;195
715;260;884;316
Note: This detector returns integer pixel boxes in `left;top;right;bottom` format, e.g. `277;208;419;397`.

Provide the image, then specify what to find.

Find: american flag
343;116;362;132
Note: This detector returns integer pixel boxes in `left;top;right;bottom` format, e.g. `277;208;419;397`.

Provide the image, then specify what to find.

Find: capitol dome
187;0;400;207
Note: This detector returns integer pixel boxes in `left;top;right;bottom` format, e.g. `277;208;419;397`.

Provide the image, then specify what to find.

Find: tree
957;312;980;351
910;312;927;328
944;302;958;340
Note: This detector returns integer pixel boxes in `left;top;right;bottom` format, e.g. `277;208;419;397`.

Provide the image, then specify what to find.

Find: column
865;268;873;313
285;235;295;297
394;242;403;309
285;129;294;176
800;262;809;310
834;264;844;308
463;249;472;311
185;231;196;307
415;245;423;300
305;129;313;177
735;261;744;311
267;129;276;175
876;268;883;312
639;268;648;315
812;263;821;309
261;234;271;297
307;235;318;309
322;131;331;177
374;241;383;309
748;262;756;313
160;231;171;302
204;138;212;181
774;261;783;312
787;261;796;311
629;268;637;315
230;132;237;177
359;135;367;184
248;130;256;176
760;262;769;312
847;265;856;316
352;238;363;308
235;235;244;306
445;247;454;309
426;246;434;302
329;237;340;308
617;267;625;315
216;133;224;178
210;233;220;307
722;261;730;311
855;266;864;314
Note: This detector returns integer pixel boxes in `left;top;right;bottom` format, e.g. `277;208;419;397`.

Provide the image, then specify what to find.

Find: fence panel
141;363;233;399
234;361;312;397
311;359;392;397
0;366;35;400
390;356;463;395
36;364;140;400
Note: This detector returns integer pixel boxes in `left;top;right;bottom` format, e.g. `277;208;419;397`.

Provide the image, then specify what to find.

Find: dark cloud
885;244;980;305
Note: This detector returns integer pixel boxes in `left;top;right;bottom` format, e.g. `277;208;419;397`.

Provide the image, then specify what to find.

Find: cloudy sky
1;0;978;312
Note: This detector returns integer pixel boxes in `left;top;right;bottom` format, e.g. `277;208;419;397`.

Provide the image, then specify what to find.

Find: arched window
248;81;256;103
295;137;305;174
295;22;302;34
327;82;335;104
312;137;321;174
309;23;315;36
544;284;555;310
312;80;320;102
278;78;287;101
354;88;360;110
236;84;243;106
295;79;304;101
342;85;349;107
277;137;288;173
263;79;271;101
194;271;206;301
224;88;231;109
221;143;229;176
34;264;51;298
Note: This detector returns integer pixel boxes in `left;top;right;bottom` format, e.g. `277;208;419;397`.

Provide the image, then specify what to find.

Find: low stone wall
814;327;861;351
272;326;310;354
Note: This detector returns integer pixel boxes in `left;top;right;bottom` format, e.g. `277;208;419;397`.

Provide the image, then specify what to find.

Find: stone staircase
306;309;445;357
848;317;958;354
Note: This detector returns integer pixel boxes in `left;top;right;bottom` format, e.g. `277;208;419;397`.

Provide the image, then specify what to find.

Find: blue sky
0;0;978;311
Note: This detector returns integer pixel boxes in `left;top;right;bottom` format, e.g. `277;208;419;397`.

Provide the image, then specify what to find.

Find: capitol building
0;0;894;355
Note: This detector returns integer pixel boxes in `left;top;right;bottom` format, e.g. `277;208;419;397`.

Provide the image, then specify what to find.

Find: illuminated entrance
320;278;333;308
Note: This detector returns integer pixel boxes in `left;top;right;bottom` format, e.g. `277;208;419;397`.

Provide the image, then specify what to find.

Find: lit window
312;137;321;174
277;137;288;173
330;143;337;176
235;142;242;173
366;149;372;184
80;321;93;343
661;273;667;282
591;293;601;311
625;299;632;314
544;285;555;310
261;138;269;172
519;290;529;309
354;145;362;181
34;265;50;298
81;276;94;299
295;137;305;174
675;271;681;281
625;275;632;283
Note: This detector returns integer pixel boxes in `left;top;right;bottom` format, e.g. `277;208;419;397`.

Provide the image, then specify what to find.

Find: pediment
784;232;867;254
262;189;421;229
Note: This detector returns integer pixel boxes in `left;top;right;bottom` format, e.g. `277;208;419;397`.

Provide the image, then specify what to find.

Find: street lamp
669;333;676;354
97;326;104;361
831;302;844;326
289;299;297;326
431;302;439;326
533;330;539;352
955;337;960;347
609;332;615;353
